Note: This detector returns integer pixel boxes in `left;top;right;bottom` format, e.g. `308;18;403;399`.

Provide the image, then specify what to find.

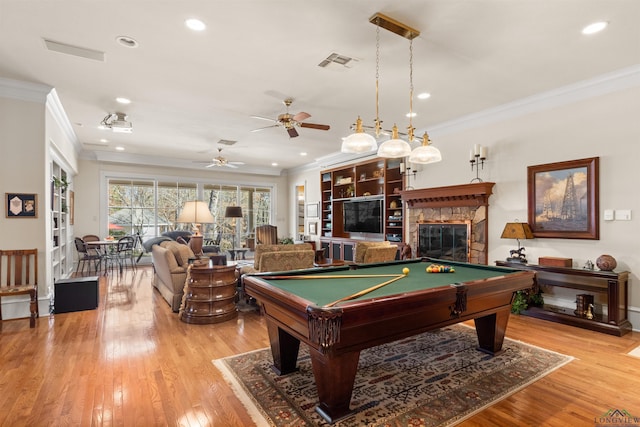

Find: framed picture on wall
6;193;38;218
527;157;599;239
309;222;318;235
306;202;319;218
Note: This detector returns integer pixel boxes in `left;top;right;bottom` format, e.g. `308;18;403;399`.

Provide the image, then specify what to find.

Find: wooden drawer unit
180;264;237;324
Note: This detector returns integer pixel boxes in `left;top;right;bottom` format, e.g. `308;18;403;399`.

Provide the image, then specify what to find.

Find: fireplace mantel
400;182;495;208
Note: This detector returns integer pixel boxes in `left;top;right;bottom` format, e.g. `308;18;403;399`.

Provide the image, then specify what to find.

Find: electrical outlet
615;209;632;220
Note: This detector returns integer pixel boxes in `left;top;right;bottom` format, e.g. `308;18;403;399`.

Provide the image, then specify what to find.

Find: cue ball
402;267;410;275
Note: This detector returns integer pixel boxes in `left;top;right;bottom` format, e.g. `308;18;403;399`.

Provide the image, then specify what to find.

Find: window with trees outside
107;178;272;262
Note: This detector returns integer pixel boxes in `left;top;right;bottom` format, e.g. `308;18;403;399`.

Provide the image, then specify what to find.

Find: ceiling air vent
318;53;358;69
43;39;105;62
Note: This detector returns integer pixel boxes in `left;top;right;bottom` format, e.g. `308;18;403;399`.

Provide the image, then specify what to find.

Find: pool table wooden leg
309;348;361;423
266;322;300;375
473;307;511;356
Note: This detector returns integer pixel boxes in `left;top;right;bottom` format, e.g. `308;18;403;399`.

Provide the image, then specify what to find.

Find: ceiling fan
251;98;330;138
198;148;245;169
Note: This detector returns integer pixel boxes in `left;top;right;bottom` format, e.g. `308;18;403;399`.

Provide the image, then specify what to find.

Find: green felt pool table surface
255;259;518;307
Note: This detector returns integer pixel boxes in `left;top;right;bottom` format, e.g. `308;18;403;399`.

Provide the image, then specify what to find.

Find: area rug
214;324;572;426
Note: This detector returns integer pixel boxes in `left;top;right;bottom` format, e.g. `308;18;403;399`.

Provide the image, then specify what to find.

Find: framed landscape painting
527;157;599;239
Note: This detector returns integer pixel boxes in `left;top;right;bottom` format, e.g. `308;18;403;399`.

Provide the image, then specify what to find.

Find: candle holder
469;144;488;182
400;161;417;190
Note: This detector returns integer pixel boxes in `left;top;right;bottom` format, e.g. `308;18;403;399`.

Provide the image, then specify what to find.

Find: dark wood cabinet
496;261;631;336
180;264;237;324
320;158;405;260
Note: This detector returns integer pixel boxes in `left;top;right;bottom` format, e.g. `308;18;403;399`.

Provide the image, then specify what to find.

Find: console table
496;261;631;336
180;264;237;324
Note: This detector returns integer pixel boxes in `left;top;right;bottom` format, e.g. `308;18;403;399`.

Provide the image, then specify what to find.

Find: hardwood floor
1;266;639;426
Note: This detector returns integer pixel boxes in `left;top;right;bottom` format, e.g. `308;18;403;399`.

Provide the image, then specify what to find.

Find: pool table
243;258;535;423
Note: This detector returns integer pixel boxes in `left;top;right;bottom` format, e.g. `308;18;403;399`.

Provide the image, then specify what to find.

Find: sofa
240;243;315;275
354;241;398;264
161;231;220;254
151;240;195;312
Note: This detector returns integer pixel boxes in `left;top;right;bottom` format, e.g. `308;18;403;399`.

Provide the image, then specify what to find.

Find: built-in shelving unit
320;157;404;261
51;161;73;282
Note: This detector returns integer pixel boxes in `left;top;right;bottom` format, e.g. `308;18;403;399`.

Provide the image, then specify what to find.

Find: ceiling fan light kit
251;98;330;138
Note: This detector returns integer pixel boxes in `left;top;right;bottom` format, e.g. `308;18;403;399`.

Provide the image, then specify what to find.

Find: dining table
87;240;119;273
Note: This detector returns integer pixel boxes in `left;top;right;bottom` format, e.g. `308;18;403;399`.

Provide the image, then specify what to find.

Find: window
107;177;273;252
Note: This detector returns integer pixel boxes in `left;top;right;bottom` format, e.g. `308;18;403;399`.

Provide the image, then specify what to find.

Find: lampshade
341;117;377;153
224;206;243;218
177;201;214;236
500;222;534;240
377;124;412;158
409;132;442;164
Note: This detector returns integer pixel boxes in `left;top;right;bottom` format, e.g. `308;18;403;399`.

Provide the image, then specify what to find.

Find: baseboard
0;294;51;321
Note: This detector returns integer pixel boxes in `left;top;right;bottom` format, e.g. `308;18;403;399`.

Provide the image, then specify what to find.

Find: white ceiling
1;1;638;175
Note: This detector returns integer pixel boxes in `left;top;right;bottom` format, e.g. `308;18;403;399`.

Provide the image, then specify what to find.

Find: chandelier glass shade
341;117;378;153
377;124;412;158
409;132;442;164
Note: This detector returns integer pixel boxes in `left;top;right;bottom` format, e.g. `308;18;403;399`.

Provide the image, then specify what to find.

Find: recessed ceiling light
115;146;125;151
185;18;206;31
417;92;431;100
271;162;278;167
300;152;308;156
406;112;417;118
100;138;108;143
115;35;139;48
116;97;131;104
582;21;608;35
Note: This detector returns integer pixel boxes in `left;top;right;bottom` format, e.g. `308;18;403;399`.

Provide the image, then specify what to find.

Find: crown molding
46;88;81;153
0;76;52;103
424;64;640;137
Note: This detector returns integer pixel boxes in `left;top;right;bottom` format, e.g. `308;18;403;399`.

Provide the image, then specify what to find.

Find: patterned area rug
214;324;572;426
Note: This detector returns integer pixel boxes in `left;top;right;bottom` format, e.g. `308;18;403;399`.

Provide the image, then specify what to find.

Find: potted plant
511;288;544;314
53;176;70;193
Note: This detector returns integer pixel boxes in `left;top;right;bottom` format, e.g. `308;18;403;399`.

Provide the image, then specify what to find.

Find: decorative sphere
596;254;617;271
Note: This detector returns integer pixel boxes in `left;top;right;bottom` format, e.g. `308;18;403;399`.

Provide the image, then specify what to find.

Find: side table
180;264;237;324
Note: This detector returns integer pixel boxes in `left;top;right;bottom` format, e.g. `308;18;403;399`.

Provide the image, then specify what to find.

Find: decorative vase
596;254;617;271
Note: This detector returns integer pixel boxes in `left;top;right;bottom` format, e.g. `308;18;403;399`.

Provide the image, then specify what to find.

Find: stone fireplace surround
400;182;495;264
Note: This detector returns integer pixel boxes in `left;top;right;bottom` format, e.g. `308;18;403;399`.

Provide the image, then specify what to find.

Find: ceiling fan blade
205;163;218;168
300;122;330;131
292;111;311;122
251;124;279;133
287;127;299;138
251;115;277;122
229;161;245;165
224;163;239;168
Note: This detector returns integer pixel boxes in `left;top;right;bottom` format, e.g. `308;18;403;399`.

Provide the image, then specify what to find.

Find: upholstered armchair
354;241;398;264
255;225;278;245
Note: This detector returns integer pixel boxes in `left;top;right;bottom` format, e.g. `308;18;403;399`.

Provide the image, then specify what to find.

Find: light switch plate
615;209;632;220
604;209;614;221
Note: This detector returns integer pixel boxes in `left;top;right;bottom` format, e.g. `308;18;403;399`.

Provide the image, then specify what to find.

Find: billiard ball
402;267;410;275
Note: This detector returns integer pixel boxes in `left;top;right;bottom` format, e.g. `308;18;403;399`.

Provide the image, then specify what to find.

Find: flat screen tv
343;199;383;234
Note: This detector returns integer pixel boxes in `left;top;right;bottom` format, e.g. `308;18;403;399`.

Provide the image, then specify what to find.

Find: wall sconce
400;161;417;190
469;144;488;182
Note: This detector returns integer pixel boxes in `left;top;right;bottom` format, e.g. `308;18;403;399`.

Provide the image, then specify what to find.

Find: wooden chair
255;225;278;245
0;249;38;328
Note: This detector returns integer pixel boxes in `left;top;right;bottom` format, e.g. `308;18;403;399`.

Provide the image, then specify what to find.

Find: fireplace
401;183;495;264
417;221;470;262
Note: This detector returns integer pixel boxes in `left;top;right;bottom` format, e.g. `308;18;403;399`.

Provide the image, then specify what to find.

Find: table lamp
177;201;214;256
225;206;243;254
500;221;534;263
